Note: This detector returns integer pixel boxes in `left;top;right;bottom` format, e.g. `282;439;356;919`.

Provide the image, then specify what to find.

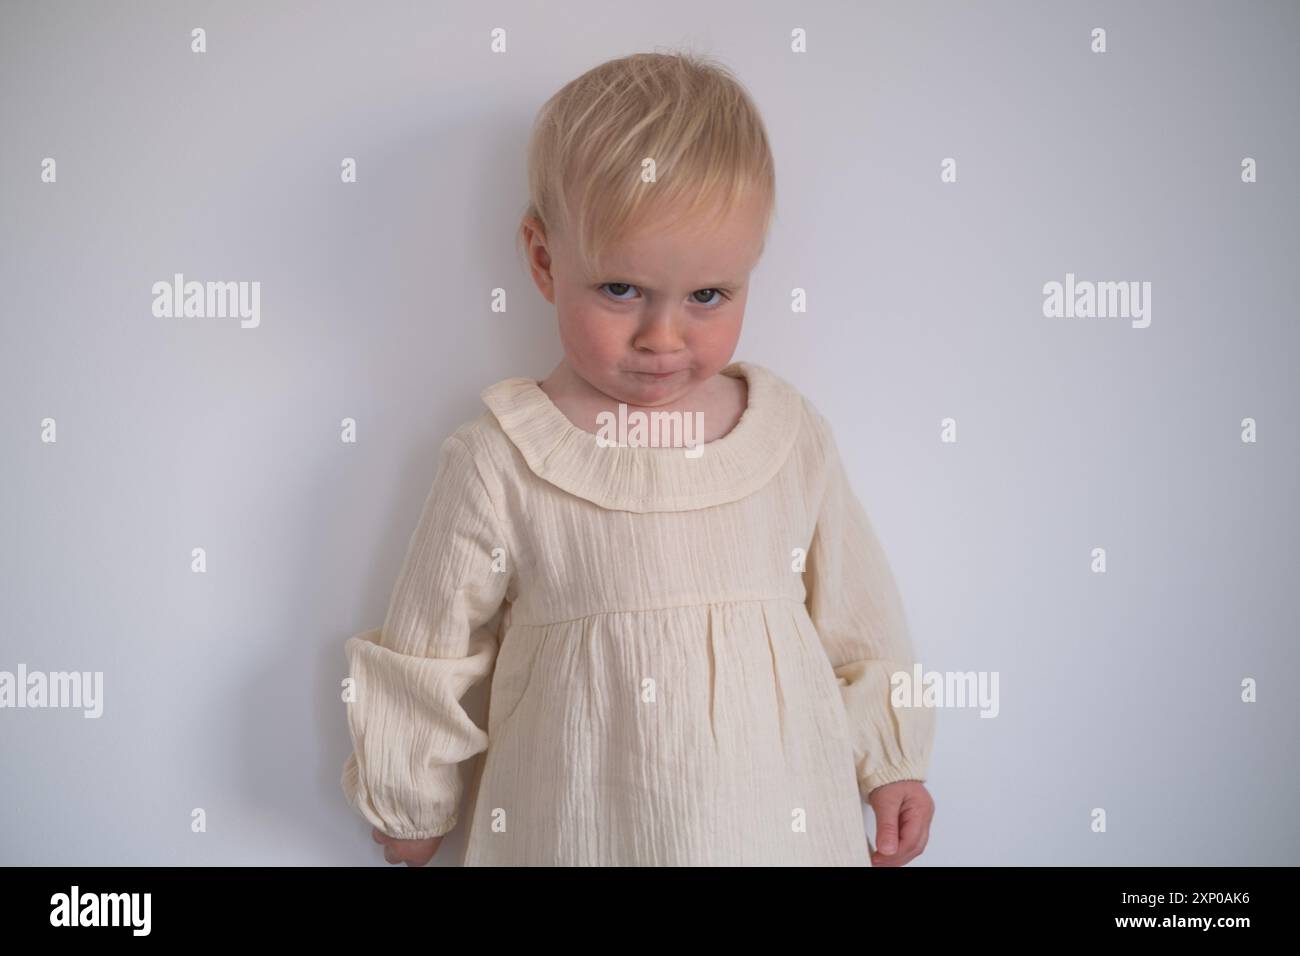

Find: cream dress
340;361;935;866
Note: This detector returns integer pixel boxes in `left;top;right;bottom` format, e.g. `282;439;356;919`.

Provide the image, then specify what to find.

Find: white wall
2;0;1296;865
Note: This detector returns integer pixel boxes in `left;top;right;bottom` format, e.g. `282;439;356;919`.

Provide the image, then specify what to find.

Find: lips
630;369;683;378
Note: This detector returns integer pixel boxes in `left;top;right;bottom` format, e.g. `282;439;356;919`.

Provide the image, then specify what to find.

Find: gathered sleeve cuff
340;433;512;840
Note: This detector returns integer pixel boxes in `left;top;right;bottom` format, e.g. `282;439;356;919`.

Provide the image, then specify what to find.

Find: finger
897;804;926;856
872;838;920;867
873;800;902;855
371;827;389;845
383;844;400;864
871;847;907;867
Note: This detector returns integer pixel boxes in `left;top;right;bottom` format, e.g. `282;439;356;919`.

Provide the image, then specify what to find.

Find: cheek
682;310;744;369
557;301;625;362
698;302;746;347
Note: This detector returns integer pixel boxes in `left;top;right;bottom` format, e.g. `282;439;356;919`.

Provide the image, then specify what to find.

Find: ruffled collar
480;361;805;513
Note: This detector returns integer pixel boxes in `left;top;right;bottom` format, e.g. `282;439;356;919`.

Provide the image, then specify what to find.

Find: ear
520;216;556;305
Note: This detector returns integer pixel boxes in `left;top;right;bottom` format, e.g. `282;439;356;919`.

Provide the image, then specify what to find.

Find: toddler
341;51;936;866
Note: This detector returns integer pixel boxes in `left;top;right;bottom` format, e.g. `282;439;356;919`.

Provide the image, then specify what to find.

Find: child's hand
866;780;934;867
371;826;443;866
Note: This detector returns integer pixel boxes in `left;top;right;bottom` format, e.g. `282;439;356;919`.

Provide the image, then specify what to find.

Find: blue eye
600;282;638;300
692;289;724;306
598;283;730;307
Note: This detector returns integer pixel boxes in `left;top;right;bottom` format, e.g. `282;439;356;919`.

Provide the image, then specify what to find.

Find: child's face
525;192;768;406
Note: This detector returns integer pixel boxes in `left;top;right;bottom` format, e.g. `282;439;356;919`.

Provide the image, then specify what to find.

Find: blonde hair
519;50;776;278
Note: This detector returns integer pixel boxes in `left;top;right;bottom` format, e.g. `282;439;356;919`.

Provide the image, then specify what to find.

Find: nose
632;308;686;353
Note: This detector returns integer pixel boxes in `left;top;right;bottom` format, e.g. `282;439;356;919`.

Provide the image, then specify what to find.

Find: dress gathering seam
509;594;806;630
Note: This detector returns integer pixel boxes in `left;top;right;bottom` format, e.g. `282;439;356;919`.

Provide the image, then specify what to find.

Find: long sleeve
340;433;512;840
803;413;935;802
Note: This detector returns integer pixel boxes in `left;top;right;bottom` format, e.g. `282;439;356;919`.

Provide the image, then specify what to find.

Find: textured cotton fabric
340;361;935;866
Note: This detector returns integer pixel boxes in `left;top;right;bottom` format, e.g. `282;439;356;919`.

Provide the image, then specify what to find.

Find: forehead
589;196;767;284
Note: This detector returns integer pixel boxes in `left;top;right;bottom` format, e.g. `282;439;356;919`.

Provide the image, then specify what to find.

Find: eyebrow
601;275;742;290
